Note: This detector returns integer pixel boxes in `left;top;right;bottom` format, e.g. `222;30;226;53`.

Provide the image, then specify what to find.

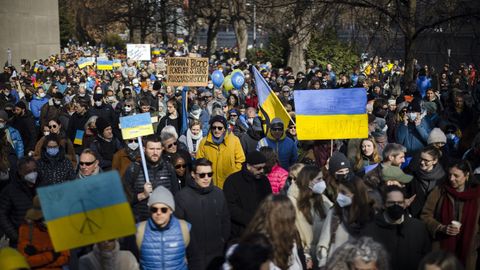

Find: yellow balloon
224;75;234;91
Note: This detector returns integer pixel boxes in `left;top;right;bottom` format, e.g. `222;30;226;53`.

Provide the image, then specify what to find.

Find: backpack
135;219;190;250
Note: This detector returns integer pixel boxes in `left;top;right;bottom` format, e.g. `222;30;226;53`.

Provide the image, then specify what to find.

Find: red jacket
267;164;288;194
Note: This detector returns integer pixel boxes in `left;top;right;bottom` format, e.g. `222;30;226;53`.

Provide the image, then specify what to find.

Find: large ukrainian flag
96;59;114;70
294;88;368;140
37;171;136;252
253;66;292;131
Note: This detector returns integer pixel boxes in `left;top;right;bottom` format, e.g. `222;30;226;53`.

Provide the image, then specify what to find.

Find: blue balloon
211;70;224;88
232;72;245;89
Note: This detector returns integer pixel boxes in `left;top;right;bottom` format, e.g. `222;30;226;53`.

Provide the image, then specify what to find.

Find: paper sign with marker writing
165;57;209;87
294;88;368;140
127;44;151;61
119;113;154;140
36;171;136;251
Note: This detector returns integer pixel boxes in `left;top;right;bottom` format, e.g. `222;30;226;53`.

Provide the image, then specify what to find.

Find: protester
36;134;76;186
77;149;100;178
171;154;191;188
112;138;140;178
174;158;230;270
11;101;37;155
89;117;123;171
178;119;203;158
33;118;76;167
79;239;138;270
136;186;190;270
325;237;389;270
259;146;288;194
0;109;24;158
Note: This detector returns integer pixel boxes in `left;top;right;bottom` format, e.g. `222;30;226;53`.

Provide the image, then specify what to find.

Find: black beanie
328;151;351;175
209;115;227;128
95;117;110;135
153;80;162;91
246;151;267;165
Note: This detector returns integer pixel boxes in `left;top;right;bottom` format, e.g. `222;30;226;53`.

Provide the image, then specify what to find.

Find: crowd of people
0;43;479;270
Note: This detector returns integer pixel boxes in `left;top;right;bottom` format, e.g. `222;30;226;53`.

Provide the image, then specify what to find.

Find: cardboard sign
37;171;136;251
126;44;151;61
119;113;154;140
165;57;209;87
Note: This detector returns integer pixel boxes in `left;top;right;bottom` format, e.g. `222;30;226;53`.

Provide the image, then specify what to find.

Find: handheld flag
252;66;292;132
119;113;154;140
73;130;84;145
293;88;368;140
36;171;136;251
96;59;114;70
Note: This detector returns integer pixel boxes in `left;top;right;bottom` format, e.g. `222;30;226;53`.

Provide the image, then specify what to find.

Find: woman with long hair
353;137;382;173
316;175;375;268
243;194;305;270
325;237;389;270
37;134;76;186
421;160;480;270
407;145;446;218
260;146;288;194
33;118;76;167
287;165;333;266
280;163;305;195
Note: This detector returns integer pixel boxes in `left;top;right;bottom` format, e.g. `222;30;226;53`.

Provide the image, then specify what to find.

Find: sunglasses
212;126;224;131
79;160;96;166
166;141;177;149
175;164;186;169
271;128;283;132
196;172;213;178
230;114;238;117
150;206;169;214
49;125;57;129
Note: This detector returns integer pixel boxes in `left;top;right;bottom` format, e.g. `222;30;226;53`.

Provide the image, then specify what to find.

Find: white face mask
408;112;417;121
124;106;132;112
43;131;50;136
54;100;62;105
336;193;352;208
39;93;46;98
79;93;86;97
95;101;103;107
96;91;103;95
24;171;38;184
128;141;139;150
207;83;214;89
311;180;326;194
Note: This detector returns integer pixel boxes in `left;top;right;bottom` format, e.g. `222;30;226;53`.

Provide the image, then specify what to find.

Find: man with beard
123;135;178;222
223;151;272;239
11;101;37;155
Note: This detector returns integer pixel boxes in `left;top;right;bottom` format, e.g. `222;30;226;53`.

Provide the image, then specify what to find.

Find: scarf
440;185;480;265
78;166;100;179
212;133;225;145
186;128;203;153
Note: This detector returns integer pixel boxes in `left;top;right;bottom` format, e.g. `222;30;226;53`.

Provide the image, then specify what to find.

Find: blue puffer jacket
29;95;49;120
395;119;430;155
140;217;189;270
7;126;24;158
257;135;298;170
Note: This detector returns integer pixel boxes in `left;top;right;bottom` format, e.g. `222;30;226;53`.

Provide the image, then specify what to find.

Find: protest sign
126;44;151;61
37;171;136;251
165;57;209;87
112;59;122;68
294;88;368;140
119;113;154;140
77;57;94;69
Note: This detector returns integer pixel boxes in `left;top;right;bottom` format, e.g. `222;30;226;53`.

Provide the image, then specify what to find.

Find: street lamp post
253;0;256;49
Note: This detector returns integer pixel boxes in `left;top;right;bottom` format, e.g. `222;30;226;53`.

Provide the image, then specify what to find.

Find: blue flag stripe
120;113;151;129
252;66;270;106
294;88;367;115
37;171;127;221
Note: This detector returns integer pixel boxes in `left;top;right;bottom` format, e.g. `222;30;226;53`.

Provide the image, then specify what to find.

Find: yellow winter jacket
196;132;245;189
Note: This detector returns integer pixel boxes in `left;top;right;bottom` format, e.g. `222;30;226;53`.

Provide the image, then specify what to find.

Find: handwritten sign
165;57;209;87
126;44;151;61
119;113;154;140
37;171;136;251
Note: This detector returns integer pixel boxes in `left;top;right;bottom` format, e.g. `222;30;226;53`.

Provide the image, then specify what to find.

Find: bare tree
230;0;249;60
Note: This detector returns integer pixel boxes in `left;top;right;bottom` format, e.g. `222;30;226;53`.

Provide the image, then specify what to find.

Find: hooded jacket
174;179;230;270
196;132;245;189
257;130;298;169
29;94;49;120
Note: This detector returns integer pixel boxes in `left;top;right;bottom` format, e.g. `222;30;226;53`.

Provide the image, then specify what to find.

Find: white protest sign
127;44;151;61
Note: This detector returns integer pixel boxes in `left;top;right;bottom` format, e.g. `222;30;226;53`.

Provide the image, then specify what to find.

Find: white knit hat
427;128;447;145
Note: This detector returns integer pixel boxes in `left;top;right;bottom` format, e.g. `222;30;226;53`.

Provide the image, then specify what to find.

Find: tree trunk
160;0;169;44
231;0;248;60
403;0;417;93
206;18;218;57
287;33;311;74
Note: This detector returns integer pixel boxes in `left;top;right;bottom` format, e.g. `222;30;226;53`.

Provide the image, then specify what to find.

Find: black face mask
386;204;404;220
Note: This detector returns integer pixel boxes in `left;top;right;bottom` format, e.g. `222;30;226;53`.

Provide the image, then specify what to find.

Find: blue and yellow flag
37;171;136;251
96;59;114;70
152;48;161;55
253;66;292;131
73;130;84;145
112;59;122;68
293;88;368;140
119;113;154;140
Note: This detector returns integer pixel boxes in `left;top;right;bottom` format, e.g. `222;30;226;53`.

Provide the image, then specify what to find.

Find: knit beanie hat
427;128;447;144
246;151;267;165
328;151;351;175
148;186;175;211
209;115;227;128
95;117;110;135
153;80;162;91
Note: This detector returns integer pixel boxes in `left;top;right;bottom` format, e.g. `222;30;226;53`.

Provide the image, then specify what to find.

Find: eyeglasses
79;160;96;166
196;172;213;178
212;126;224;131
166;141;177;149
150;206;169;214
175;164;186;169
49;125;57;129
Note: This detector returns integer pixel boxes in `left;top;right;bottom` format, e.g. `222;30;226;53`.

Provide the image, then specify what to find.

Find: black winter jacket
11;111;37;152
0;178;36;243
175;180;230;270
223;165;272;239
123;160;179;222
